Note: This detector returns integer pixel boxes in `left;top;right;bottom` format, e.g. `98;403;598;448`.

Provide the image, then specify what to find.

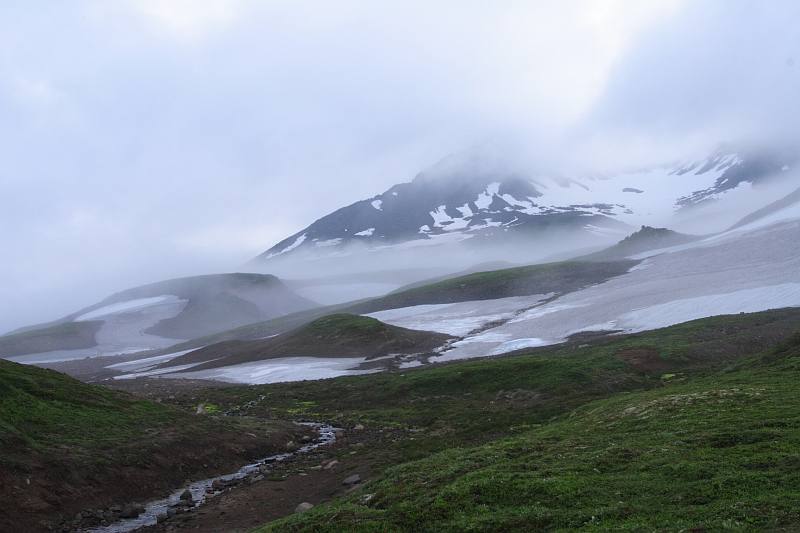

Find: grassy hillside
264;344;800;531
163;308;800;531
580;225;699;261
0;320;102;357
350;260;637;313
0;360;307;532
159;314;453;370
145;259;637;359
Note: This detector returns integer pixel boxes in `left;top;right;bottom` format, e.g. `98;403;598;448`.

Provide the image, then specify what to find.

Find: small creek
82;422;337;533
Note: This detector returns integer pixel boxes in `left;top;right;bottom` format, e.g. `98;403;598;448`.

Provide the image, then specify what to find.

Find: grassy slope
349;260;637;313
0;360;302;531
165;314;453;370
155;259;637;363
222;308;800;531
0;321;103;357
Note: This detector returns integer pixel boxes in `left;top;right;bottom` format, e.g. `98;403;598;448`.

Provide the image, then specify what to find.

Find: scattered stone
353;424;365;430
323;459;339;470
120;504;145;519
295;502;314;513
343;474;361;486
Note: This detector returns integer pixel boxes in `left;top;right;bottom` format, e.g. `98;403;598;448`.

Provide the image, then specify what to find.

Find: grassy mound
160;314;453;370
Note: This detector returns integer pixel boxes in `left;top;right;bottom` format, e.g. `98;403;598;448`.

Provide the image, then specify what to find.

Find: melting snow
76;296;174;321
268;233;307;258
475;182;501;210
315;238;343;247
163;356;376;384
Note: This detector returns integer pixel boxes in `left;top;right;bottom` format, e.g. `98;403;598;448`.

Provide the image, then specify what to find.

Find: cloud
0;1;796;332
113;0;247;43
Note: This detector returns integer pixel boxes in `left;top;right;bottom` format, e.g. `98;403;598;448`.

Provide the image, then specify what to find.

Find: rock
322;459;339;470
179;489;193;501
166;508;177;518
353;424;365;430
119;503;144;518
285;440;299;451
343;474;361;486
195;403;206;415
360;493;375;505
295;502;314;513
156;512;168;524
301;435;312;443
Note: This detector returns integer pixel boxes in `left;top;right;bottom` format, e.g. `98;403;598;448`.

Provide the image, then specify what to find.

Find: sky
1;0;799;332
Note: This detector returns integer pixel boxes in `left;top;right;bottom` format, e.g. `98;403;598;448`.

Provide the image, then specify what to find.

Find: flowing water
83;422;337;533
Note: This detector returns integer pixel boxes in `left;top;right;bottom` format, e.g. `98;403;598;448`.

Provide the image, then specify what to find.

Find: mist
2;0;799;332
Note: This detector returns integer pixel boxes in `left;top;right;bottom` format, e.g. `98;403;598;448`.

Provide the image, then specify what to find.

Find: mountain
0;273;316;362
253;149;794;265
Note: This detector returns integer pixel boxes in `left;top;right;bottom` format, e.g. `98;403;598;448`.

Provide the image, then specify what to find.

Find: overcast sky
1;0;799;331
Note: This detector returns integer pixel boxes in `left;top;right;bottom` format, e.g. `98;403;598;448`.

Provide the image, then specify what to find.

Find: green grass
202;309;800;457
352;260;637;312
259;324;800;531
0;359;183;460
303;314;394;339
231;308;800;531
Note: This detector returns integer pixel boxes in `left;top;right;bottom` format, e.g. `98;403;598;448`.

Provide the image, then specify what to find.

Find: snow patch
355;228;375;237
76;296;174;321
371;199;383;210
475;182;501;210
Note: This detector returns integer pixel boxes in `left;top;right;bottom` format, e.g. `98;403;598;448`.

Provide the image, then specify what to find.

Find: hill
1;273;316;360
0;359;309;532
581;225;700;261
157;314;453;370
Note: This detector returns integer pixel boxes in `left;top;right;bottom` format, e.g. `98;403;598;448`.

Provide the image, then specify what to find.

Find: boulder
119;504;145;519
295;502;314;513
179;489;193;501
342;474;361;486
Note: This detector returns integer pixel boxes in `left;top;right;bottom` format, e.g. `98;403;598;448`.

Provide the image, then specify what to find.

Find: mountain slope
254;149;792;265
1;273;316;361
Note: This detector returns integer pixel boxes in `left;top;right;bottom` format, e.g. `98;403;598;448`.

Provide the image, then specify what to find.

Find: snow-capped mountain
255;149;794;264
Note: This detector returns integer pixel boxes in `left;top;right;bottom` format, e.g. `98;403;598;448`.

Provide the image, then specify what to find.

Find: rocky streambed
71;423;338;533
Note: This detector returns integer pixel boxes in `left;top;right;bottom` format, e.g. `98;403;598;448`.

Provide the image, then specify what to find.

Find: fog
1;1;799;332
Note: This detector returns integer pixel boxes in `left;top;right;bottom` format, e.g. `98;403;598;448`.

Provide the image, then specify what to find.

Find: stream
82;422;338;533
